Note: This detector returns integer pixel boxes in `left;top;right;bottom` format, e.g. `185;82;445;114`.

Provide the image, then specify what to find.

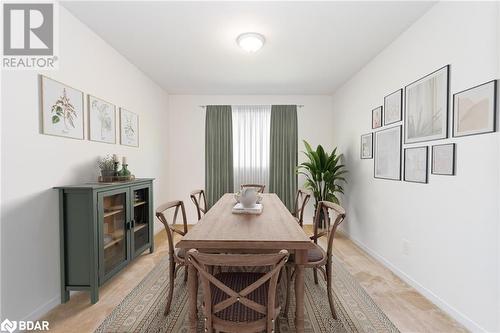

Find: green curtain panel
205;105;234;208
269;105;298;211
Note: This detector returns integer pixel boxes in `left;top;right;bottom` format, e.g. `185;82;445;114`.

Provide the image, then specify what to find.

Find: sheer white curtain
232;105;271;192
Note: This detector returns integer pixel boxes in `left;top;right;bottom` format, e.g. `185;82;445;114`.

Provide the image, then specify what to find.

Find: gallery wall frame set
453;80;497;138
403;146;428;184
372;106;383;129
40;75;139;147
374;125;402;181
404;65;449;144
360;133;373;159
431;143;456;176
383;88;402;126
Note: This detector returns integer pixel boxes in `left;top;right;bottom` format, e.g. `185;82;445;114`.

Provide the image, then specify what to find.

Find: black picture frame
372;106;383;129
360;133;373;159
452;80;497;138
431;143;456;176
374;125;402;181
403;146;428;184
404;65;450;144
383;88;403;126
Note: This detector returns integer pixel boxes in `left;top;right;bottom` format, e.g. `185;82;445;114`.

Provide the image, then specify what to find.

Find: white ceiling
62;1;434;95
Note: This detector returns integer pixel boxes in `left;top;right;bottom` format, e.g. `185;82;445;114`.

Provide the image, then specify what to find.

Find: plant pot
314;209;330;229
101;170;115;177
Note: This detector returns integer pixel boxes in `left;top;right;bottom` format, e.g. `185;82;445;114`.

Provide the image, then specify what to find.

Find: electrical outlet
402;239;410;256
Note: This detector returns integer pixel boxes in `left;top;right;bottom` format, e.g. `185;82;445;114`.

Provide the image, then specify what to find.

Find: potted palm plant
298;140;347;227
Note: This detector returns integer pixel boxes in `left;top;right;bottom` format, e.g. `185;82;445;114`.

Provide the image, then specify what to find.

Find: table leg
295;249;307;333
188;262;198;333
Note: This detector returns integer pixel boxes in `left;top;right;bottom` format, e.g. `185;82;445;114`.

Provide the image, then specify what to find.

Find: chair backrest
188;249;288;332
292;189;311;226
240;184;265;193
312;201;346;257
155;200;188;256
190;189;207;220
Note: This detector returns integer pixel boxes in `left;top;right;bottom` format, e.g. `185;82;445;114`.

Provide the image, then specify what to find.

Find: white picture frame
120;108;139;147
405;65;449;144
384;89;402;125
374;125;401;180
432;143;455;176
404;146;428;184
360;133;373;159
40;75;84;140
453;80;497;137
89;95;116;144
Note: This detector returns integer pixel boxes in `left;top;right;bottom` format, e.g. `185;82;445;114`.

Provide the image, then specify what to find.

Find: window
232;105;271;192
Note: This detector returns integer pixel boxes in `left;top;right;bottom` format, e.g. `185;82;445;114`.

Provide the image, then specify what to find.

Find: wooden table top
177;193;315;250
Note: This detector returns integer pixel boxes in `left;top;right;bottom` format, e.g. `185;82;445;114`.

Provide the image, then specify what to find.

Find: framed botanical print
120;108;139;147
89;95;116;144
40;76;84;140
374;125;401;180
405;65;449;143
404;146;428;184
360;133;373;159
432;143;455;175
453;80;497;137
372;106;382;129
384;89;402;125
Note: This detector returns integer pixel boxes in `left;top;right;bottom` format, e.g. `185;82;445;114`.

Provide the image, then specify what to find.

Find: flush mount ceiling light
236;32;265;53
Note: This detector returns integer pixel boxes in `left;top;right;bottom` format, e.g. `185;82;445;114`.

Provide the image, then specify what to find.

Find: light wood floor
38;225;466;333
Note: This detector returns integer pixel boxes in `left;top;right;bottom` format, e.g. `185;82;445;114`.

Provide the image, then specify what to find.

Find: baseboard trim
19;295;60;330
337;229;487;333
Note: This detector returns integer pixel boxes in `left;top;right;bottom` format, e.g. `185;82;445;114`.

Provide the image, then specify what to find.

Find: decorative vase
119;164;131;177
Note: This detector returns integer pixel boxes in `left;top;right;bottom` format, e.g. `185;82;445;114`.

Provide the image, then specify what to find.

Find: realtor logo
3;3;53;55
0;319;16;333
2;2;58;69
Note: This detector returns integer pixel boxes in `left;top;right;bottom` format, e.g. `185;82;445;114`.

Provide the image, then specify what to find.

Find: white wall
167;95;333;223
330;2;499;332
0;7;169;322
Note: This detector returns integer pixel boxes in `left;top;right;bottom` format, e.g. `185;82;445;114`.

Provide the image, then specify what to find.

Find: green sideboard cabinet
55;178;154;304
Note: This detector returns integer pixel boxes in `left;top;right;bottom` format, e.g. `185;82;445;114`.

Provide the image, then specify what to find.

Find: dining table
176;193;315;333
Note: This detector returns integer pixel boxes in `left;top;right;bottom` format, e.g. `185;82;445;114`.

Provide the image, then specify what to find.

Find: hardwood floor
37;226;466;333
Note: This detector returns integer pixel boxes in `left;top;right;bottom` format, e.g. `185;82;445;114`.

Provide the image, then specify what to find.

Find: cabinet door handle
126;221;131;230
131;219;135;229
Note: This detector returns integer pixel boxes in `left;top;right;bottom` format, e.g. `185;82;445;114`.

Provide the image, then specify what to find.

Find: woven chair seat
289;243;325;263
211;272;268;322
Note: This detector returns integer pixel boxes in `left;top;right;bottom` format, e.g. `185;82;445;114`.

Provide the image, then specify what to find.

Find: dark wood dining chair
187;249;288;333
155;200;189;315
190;189;207;220
240;184;266;193
292;189;311;227
284;201;345;319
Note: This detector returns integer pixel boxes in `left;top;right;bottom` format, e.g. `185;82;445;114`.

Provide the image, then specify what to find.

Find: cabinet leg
90;287;99;304
61;290;69;303
149;245;154;254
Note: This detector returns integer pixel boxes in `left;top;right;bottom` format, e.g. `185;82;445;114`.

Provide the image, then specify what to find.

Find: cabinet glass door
132;186;150;255
101;191;128;276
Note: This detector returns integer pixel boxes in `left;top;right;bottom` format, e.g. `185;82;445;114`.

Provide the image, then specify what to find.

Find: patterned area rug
95;256;399;332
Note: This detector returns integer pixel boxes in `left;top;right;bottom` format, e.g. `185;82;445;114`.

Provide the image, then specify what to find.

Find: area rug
95;256;399;332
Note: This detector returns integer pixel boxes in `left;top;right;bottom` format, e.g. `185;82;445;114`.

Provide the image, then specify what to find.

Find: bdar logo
3;3;54;56
0;319;17;333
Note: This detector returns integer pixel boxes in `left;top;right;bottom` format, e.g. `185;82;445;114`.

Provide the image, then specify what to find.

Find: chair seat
290;244;326;263
210;272;268;322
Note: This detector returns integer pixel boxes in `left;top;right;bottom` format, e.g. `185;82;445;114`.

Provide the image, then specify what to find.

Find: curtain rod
199;104;304;108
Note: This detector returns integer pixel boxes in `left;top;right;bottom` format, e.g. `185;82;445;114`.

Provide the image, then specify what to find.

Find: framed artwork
453;80;497;137
432;143;455;175
120;108;139;147
404;146;428;184
40;75;84;139
372;106;382;129
384;89;402;125
360;133;373;159
405;65;449;144
374;125;401;180
88;95;116;144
